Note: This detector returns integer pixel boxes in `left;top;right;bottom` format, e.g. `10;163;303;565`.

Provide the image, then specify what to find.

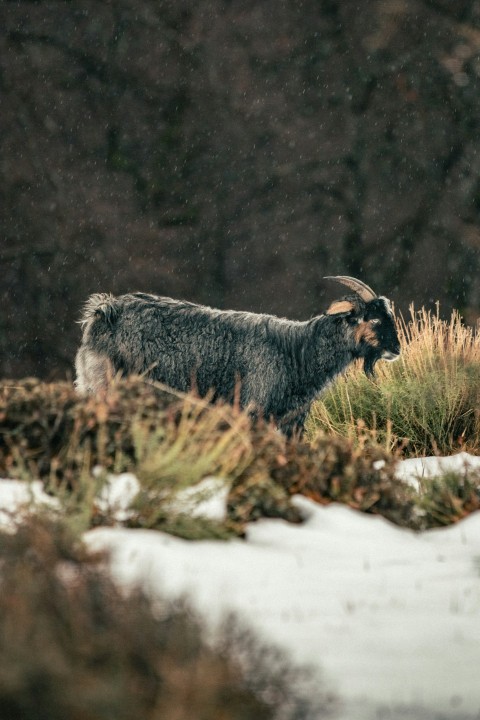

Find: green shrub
416;469;480;528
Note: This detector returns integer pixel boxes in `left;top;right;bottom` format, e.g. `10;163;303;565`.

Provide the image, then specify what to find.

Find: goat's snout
382;348;400;361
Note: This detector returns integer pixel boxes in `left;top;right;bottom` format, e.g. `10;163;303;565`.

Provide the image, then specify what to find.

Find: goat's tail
78;293;119;330
75;294;119;394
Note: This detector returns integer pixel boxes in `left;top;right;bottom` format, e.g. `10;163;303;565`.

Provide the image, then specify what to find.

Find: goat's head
324;276;401;377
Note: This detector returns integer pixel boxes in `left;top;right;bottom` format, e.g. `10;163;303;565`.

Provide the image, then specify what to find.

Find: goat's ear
326;300;355;317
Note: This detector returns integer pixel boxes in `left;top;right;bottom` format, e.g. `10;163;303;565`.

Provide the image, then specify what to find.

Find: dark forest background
2;0;480;379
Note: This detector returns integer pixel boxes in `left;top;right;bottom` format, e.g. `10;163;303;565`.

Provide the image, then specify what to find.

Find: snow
0;478;59;529
96;472;140;521
395;451;480;489
97;473;228;521
164;476;229;521
1;454;480;718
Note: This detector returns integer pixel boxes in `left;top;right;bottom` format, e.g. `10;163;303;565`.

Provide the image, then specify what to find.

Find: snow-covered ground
2;454;480;719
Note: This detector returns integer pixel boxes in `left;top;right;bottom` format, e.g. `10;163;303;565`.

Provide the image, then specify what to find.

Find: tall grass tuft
133;393;253;490
308;305;480;456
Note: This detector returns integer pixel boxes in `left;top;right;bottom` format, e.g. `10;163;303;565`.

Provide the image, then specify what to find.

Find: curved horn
323;276;377;302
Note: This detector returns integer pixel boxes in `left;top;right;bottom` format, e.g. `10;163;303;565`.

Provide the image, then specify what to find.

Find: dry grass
132;392;252;490
308;305;480;456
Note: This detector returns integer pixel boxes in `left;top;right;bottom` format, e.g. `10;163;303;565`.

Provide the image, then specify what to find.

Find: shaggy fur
75;291;400;436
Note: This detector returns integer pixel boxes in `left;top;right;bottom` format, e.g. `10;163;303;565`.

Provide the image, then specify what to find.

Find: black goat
74;276;400;436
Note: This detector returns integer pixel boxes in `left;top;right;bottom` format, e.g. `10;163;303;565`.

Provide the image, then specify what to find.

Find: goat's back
74;292;296;398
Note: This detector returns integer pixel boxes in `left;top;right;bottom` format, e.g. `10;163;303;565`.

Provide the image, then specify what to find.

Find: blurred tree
1;0;480;378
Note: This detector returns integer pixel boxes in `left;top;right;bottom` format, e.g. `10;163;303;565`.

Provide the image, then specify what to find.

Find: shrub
0;378;251;486
226;418;416;526
0;378;256;537
2;375;479;534
416;468;480;528
0;517;332;720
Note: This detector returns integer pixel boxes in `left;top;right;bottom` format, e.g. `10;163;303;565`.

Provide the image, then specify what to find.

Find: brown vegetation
0;376;450;534
1;359;480;535
0;516;330;719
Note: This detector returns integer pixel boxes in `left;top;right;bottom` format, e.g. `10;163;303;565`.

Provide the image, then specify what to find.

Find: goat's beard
363;349;379;378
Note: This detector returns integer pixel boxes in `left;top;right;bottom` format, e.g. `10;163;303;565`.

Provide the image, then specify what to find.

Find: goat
74;276;401;436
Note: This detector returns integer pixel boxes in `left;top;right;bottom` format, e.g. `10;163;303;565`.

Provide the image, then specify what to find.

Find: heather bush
0;517;332;720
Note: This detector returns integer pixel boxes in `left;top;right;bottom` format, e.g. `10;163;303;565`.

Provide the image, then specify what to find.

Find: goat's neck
303;316;356;391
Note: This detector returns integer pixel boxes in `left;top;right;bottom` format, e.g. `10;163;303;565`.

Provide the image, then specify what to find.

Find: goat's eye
370;318;381;326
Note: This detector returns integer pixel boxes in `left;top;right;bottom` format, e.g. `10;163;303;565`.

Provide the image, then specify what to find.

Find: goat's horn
323;276;377;302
